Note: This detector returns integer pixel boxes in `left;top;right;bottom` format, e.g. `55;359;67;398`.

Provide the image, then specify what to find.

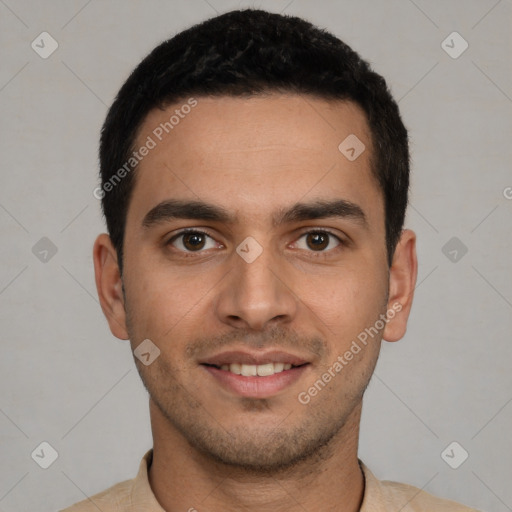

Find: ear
382;229;418;342
93;233;129;340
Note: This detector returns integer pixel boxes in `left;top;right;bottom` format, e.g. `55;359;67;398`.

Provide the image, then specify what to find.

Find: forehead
126;94;381;228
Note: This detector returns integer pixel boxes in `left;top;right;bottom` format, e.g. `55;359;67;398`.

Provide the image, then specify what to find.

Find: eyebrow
142;198;368;229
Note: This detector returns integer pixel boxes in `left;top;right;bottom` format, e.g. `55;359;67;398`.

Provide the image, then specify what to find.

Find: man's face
108;94;404;470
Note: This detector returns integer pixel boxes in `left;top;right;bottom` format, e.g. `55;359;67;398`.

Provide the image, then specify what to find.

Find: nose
214;244;298;331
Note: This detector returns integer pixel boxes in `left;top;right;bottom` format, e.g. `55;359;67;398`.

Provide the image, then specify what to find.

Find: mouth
199;350;311;398
202;361;307;376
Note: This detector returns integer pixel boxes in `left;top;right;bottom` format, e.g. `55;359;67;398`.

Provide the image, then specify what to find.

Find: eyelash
166;228;221;253
166;228;345;255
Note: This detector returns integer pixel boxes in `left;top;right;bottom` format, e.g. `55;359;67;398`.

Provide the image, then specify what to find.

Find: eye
167;230;219;252
294;230;342;252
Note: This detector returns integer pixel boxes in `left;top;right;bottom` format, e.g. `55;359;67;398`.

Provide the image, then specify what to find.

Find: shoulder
60;449;161;512
59;478;134;511
379;479;480;511
359;461;480;512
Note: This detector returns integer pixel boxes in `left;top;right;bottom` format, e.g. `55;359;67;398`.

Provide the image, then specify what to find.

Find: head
94;9;417;473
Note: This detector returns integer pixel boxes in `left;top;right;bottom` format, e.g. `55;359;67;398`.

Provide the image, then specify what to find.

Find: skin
93;94;417;512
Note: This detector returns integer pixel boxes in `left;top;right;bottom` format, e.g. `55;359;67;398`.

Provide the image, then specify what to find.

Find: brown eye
182;232;206;251
306;232;329;251
168;230;218;252
294;231;341;253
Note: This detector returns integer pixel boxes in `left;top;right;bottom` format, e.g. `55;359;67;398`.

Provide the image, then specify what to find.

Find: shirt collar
358;459;387;512
131;449;383;511
129;449;166;511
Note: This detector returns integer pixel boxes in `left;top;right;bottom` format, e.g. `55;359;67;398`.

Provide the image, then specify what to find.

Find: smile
208;362;302;376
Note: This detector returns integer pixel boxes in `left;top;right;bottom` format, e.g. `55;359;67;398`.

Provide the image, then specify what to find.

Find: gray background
1;0;511;511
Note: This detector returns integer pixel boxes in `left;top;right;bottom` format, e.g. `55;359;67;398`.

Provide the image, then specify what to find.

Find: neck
147;400;365;512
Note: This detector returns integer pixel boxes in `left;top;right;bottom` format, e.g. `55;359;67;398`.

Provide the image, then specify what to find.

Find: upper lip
200;350;310;367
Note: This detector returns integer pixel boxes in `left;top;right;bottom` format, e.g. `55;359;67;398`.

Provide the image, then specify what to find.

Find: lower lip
202;365;310;399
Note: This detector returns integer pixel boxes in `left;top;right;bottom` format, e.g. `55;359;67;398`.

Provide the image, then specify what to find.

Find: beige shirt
61;450;479;511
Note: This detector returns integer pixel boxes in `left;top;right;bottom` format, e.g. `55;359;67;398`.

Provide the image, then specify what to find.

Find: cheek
295;256;388;339
123;252;220;343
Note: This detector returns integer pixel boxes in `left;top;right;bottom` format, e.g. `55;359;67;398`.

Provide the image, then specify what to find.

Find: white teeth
229;363;242;375
257;363;274;376
241;364;257;376
219;362;296;376
274;363;284;372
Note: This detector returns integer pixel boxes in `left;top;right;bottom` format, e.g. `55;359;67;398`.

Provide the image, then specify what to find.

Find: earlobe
93;233;129;340
382;229;418;342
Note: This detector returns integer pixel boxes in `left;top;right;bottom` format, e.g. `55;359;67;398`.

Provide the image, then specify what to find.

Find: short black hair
99;8;409;274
